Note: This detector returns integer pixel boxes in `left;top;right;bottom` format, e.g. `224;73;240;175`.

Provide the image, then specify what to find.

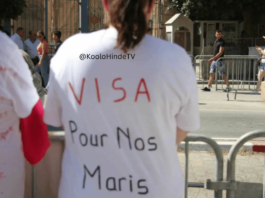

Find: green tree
166;0;242;20
166;0;265;37
0;0;27;21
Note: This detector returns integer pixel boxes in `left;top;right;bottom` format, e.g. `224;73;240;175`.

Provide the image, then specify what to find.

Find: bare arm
208;47;224;62
176;127;188;145
213;47;224;60
256;46;265;55
40;44;46;63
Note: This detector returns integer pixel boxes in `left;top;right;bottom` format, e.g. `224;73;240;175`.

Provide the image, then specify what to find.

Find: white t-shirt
0;31;39;198
44;28;200;198
24;38;40;58
10;33;24;50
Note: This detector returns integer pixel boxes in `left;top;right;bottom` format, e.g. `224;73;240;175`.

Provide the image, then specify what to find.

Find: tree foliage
166;0;265;21
0;0;27;20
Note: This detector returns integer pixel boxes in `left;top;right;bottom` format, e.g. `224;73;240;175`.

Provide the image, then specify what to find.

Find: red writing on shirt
69;78;86;105
0;66;18;77
69;78;150;105
0;172;4;179
0;111;8;120
0;126;13;140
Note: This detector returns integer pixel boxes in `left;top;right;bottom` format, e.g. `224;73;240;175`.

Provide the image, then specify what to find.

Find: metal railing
194;55;262;91
215;56;260;91
183;130;265;198
226;130;265;198
184;134;224;198
29;130;265;198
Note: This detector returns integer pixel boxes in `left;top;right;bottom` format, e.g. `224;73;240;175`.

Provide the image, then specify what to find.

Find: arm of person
175;54;200;145
176;127;188;145
209;47;225;62
38;44;46;66
256;46;265;56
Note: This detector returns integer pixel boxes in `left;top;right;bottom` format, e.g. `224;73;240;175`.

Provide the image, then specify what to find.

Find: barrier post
226;130;265;198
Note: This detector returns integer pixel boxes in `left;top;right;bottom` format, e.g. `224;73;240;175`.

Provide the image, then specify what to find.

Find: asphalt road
196;88;265;138
195;109;265;138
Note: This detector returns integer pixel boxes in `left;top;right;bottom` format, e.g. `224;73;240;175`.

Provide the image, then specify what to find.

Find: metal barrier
215;56;260;91
205;130;265;198
30;130;265;198
184;134;224;198
194;55;263;93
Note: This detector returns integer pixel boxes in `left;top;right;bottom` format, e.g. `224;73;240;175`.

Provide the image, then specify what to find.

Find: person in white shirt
44;0;200;198
24;30;40;66
0;31;50;198
10;27;24;50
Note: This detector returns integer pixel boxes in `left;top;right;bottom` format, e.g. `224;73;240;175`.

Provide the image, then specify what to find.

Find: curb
179;138;265;152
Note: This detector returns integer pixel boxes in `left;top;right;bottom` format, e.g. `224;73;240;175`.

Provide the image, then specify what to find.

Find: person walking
36;30;50;87
255;37;265;90
10;27;25;50
24;30;40;66
0;31;50;198
201;29;231;92
44;0;200;198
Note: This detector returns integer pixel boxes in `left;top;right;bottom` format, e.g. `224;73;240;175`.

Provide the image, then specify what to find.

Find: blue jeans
260;62;265;70
38;55;50;87
210;61;226;76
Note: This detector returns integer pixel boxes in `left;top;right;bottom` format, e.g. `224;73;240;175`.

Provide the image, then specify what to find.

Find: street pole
45;0;48;39
81;0;89;33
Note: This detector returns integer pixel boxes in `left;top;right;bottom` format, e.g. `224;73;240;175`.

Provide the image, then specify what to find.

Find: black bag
31;56;39;65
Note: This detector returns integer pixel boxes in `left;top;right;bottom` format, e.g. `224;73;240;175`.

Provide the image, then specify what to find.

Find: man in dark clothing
201;29;231;92
52;30;63;54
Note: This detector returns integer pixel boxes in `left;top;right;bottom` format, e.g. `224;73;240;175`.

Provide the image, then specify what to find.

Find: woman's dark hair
53;30;62;39
37;30;47;41
108;0;152;53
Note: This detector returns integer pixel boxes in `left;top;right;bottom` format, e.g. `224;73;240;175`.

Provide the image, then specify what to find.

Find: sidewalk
179;86;265;197
177;150;264;198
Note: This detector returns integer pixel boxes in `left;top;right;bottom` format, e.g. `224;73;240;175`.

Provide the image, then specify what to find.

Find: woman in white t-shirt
44;0;200;198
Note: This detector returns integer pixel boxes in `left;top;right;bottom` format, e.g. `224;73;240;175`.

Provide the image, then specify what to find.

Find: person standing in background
10;27;25;50
52;31;63;55
255;37;265;90
0;31;50;198
24;30;40;66
37;30;50;87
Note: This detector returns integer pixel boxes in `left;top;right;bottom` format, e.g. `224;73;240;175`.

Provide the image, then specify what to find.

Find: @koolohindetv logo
79;53;135;60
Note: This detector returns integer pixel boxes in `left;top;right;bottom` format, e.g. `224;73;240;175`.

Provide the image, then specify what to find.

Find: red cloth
20;99;50;165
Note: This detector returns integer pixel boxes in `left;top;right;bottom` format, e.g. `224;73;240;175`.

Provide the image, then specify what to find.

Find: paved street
195;86;265;138
178;150;265;198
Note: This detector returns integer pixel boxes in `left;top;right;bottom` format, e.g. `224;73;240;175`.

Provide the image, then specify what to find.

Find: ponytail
108;0;152;53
